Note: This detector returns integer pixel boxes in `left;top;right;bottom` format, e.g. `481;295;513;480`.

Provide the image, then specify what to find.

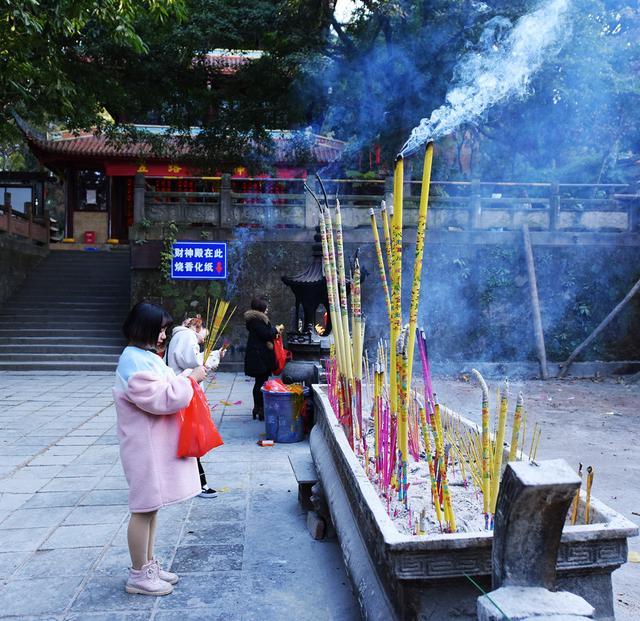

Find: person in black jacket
244;296;283;420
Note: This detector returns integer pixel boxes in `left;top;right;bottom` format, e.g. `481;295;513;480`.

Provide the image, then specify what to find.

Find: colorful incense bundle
203;298;236;361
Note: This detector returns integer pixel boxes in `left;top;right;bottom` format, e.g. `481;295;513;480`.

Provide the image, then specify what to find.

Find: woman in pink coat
114;302;207;596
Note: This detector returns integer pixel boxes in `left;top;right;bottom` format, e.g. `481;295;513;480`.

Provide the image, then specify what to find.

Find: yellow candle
406;142;434;389
490;382;509;513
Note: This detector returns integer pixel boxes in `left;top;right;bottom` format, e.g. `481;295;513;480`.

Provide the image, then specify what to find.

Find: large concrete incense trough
310;385;638;621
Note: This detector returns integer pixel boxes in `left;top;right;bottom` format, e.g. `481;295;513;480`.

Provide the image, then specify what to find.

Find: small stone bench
288;452;318;511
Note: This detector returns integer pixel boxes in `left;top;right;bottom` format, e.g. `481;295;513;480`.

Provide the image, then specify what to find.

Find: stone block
477;586;594;621
307;510;326;540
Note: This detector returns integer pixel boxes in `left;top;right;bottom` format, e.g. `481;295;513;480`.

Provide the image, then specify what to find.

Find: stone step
0;336;125;346
0;328;123;337
0;353;121;362
0;360;118;371
8;298;129;306
0;344;123;354
1;305;130;314
0;310;128;319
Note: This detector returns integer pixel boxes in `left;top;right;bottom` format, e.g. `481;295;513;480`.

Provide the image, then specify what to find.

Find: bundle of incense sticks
203;297;236;362
314;145;546;535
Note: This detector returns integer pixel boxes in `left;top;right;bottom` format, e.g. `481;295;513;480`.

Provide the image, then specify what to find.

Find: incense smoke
400;0;571;157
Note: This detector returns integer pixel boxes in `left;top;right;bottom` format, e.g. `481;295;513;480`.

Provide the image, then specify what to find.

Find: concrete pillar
133;173;145;224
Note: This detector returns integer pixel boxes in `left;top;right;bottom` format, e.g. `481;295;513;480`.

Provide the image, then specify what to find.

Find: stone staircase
0;249;130;371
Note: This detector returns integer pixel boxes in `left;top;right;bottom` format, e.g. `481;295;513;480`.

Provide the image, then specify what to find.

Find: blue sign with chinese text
170;242;227;280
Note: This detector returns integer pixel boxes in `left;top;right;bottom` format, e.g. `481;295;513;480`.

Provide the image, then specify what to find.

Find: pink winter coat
114;346;201;512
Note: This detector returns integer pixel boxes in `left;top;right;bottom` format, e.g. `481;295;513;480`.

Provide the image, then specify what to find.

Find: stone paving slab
0;371;359;620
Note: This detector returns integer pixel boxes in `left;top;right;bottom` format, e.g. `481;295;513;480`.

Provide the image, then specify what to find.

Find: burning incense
369;207;392;323
419;404;443;527
508;393;524;461
406;143;434;389
585;466;594;524
490;382;509;513
203;298;236;361
380;200;393;273
570;463;583;525
472;369;491;527
334;199;353;377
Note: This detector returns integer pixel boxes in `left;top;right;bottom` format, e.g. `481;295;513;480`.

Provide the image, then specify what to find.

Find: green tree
0;0;187;142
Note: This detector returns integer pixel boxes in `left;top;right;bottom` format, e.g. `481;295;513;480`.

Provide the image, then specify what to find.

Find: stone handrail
0;204;49;245
138;173;639;233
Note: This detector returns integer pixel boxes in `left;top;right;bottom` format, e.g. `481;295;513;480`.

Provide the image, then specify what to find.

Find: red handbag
177;377;223;458
273;335;292;375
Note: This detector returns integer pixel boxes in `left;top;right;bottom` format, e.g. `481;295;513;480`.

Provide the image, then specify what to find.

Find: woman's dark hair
250;296;268;313
123;302;173;347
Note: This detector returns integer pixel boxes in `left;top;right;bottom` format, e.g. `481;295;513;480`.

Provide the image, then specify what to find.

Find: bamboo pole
522;224;549;379
406;142;434;391
559;275;640;378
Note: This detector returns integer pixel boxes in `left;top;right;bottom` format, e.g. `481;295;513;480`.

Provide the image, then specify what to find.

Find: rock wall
131;236;640;369
0;236;48;306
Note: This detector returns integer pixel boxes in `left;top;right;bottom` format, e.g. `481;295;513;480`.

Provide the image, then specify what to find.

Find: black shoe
252;409;257;420
198;487;217;498
258;410;264;422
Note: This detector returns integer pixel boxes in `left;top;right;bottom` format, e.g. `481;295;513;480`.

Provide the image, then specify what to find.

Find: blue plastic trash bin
261;386;310;443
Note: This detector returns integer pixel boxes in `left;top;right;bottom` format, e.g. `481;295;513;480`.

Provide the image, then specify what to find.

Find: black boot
256;408;264;421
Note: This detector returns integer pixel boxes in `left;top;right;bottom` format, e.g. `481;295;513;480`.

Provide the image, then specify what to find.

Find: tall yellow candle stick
369;208;392;324
419;405;443;527
381;200;393;273
319;210;344;374
406;142;434;389
334;199;353;379
490;382;509;514
389;157;405;494
324;207;348;377
508;393;524;462
472;369;491;528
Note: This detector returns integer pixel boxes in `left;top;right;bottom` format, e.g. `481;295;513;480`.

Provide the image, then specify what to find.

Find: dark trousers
197;458;206;487
252;373;270;413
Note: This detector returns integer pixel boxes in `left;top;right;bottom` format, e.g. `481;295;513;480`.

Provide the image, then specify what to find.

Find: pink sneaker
125;560;173;596
152;558;179;585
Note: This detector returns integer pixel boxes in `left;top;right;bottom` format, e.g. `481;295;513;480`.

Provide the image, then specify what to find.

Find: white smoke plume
400;0;571;157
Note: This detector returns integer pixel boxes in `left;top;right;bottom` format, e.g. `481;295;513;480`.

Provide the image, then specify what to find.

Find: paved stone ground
439;376;640;621
0;372;359;621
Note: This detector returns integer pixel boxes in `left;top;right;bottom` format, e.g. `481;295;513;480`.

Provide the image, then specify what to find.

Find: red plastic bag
273;335;292;375
263;379;304;394
177;377;223;458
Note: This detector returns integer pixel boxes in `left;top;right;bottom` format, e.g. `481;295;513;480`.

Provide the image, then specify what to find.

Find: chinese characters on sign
171;242;227;280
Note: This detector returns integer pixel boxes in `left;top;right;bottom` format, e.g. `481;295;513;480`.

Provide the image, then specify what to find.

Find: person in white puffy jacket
165;315;225;498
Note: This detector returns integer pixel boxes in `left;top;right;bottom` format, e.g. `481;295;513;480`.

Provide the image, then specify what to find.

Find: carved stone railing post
219;173;233;228
478;459;594;620
305;178;319;229
549;182;560;231
470;178;482;229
